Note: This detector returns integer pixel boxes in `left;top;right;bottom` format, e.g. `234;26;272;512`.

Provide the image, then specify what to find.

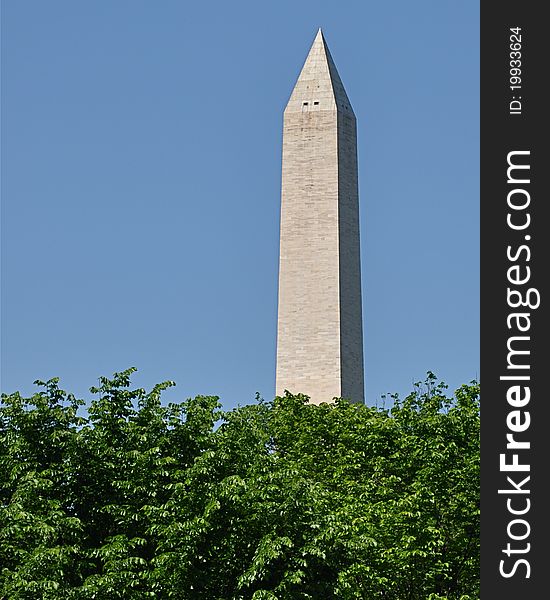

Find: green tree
1;370;479;599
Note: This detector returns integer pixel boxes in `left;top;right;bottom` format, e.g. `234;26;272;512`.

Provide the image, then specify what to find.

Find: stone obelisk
276;29;364;404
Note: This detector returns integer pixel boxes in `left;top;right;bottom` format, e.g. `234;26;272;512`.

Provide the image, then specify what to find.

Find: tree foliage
1;369;479;599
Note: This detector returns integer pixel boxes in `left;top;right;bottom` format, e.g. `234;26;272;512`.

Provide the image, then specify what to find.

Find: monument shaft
276;30;364;404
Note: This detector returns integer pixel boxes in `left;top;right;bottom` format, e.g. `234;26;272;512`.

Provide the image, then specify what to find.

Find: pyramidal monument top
285;28;354;116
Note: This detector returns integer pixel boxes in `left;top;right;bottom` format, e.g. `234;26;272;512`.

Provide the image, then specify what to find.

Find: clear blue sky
1;1;479;409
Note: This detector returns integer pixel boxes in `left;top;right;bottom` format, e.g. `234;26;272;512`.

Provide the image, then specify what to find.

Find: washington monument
275;29;365;404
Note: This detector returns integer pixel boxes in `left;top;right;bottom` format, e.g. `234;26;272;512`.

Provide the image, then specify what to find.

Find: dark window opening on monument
314;101;319;105
303;102;308;106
